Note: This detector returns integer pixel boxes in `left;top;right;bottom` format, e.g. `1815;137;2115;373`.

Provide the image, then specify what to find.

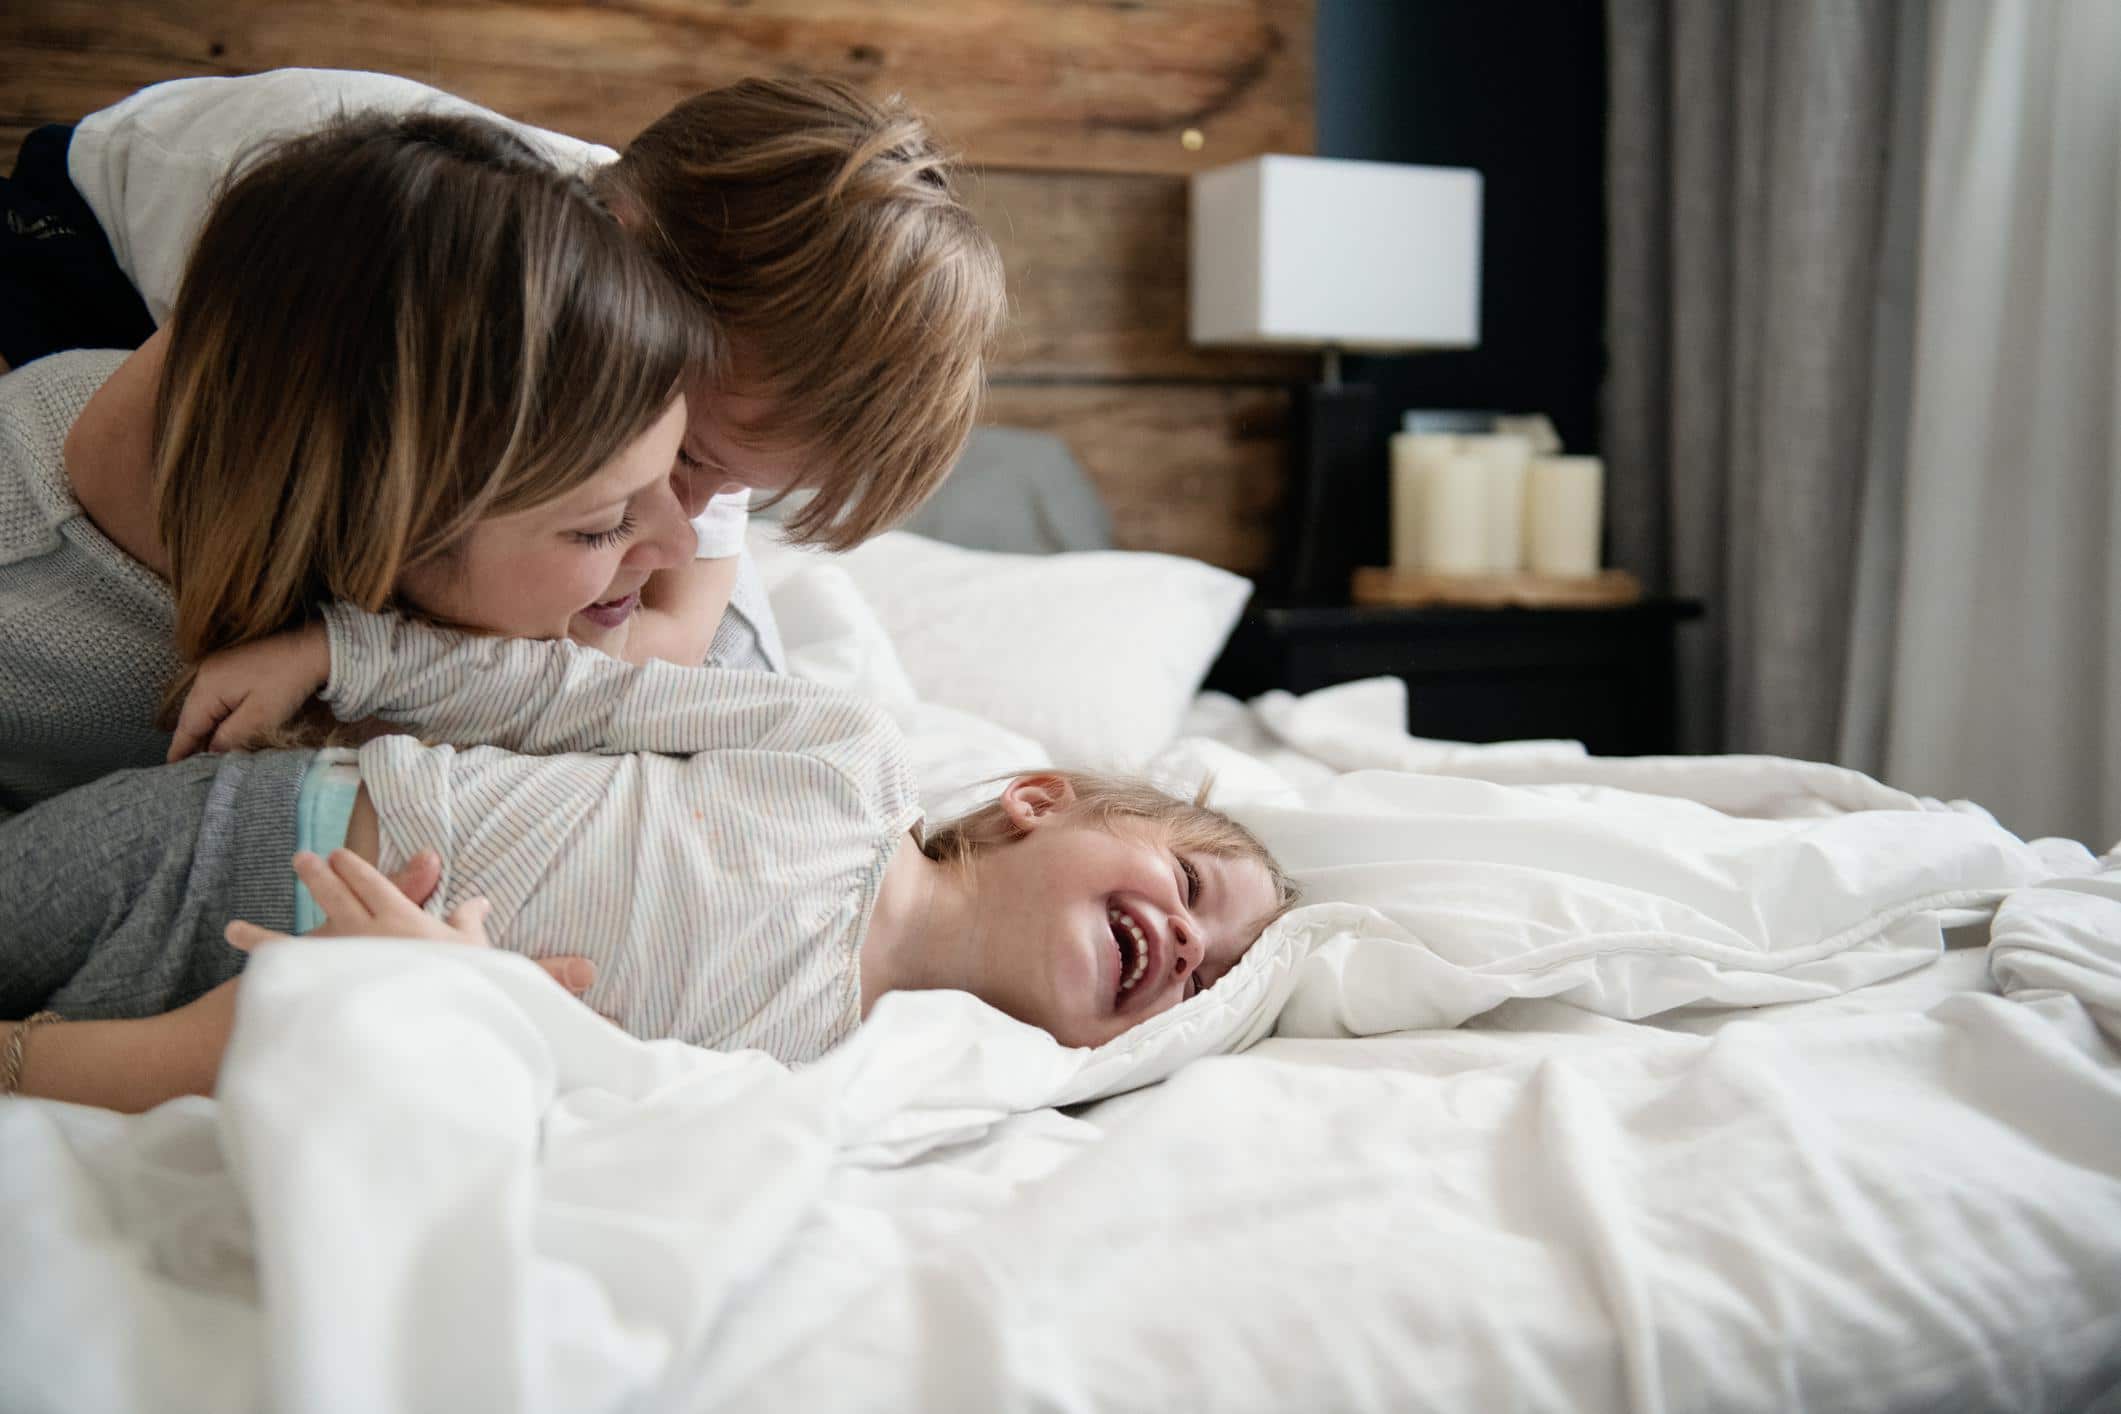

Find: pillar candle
1419;453;1490;574
1457;433;1532;572
1526;455;1604;577
1389;433;1459;570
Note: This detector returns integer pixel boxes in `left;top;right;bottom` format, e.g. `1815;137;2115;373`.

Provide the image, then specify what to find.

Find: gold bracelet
1;1011;62;1097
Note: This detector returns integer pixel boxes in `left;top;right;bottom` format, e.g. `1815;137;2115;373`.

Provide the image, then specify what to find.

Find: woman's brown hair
600;77;1006;551
155;109;708;678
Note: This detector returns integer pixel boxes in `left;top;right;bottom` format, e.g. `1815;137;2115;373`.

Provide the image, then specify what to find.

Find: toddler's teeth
1108;905;1153;997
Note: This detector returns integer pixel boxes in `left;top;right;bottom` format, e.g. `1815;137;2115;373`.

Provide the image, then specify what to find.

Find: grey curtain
1604;0;1909;757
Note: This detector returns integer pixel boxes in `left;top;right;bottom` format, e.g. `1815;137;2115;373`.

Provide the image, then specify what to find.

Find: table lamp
1190;155;1481;601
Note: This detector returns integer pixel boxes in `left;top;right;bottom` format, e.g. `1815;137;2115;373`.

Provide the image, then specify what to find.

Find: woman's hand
168;623;333;761
226;849;597;997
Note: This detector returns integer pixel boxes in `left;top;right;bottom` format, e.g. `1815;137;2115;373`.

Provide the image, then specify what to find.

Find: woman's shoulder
0;350;130;561
0;348;128;439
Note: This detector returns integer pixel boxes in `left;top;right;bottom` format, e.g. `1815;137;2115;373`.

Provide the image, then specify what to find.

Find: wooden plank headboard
0;0;1315;572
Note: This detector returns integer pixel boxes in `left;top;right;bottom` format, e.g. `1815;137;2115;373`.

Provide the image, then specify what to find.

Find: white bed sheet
8;868;2116;1414
4;571;2119;1413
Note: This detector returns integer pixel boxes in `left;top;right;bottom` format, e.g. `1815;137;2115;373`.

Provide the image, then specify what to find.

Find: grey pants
0;750;312;1020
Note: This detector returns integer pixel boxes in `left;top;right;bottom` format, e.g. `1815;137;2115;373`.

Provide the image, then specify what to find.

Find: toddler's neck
858;831;980;1014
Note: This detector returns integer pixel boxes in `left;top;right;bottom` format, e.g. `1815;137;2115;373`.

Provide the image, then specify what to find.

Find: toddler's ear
999;772;1076;829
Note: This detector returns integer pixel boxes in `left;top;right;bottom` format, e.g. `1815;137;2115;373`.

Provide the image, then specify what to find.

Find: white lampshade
1189;155;1482;352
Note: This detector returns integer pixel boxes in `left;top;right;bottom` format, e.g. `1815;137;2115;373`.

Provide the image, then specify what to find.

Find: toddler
0;609;1295;1107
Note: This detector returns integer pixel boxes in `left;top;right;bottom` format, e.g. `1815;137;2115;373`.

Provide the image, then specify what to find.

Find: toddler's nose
1171;917;1205;979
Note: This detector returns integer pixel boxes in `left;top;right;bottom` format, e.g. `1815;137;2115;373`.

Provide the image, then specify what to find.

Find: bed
4;436;2118;1412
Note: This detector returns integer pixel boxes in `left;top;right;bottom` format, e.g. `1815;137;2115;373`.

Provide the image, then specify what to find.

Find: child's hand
229;848;492;948
169;624;332;761
224;849;597;998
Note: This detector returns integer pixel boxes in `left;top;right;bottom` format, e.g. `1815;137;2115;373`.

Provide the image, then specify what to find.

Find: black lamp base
1268;381;1380;604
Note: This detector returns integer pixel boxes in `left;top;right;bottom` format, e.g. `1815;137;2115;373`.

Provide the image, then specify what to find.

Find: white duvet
4;561;2119;1412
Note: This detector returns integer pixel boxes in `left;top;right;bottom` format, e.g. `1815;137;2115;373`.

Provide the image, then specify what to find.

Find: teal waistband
292;748;362;935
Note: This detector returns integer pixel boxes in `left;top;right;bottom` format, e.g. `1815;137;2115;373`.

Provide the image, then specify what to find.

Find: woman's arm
10;983;234;1112
11;848;594;1114
10;864;589;1119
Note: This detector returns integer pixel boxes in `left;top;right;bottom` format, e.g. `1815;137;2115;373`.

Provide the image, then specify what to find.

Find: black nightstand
1206;599;1704;756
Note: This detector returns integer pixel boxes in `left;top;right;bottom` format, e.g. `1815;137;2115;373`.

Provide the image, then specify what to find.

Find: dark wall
1316;0;1607;455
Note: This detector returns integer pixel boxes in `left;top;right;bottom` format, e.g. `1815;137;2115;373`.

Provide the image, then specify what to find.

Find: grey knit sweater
0;351;181;820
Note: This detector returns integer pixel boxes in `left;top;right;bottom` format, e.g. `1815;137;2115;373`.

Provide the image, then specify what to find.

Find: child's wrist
304;621;331;666
299;620;334;694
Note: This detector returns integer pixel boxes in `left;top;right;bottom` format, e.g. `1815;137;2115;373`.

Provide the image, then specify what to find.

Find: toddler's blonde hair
923;772;1301;920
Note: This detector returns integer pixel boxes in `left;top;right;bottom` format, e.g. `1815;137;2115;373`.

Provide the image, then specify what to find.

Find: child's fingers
167;698;229;763
533;955;597;994
218;687;311;754
224;918;289;952
208;700;264;755
329;847;423;918
443;896;493;945
292;850;371;927
386;850;442;908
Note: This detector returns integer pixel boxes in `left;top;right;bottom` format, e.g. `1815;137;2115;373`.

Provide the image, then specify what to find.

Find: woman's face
396;396;694;657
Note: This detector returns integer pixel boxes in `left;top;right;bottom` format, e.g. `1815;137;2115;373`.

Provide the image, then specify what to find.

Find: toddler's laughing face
968;808;1282;1048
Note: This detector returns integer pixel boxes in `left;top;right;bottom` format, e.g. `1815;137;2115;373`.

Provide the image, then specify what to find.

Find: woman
0;110;712;821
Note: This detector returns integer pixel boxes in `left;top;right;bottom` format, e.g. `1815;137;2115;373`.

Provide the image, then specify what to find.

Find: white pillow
766;559;1056;815
750;528;1252;769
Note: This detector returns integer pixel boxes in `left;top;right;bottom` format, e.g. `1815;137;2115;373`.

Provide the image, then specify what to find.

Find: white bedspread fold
1140;678;2101;1042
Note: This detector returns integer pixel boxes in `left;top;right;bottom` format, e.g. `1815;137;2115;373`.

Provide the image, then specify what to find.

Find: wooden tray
1351;567;1643;609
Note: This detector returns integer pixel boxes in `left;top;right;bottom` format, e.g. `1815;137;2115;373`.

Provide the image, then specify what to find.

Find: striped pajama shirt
324;605;922;1062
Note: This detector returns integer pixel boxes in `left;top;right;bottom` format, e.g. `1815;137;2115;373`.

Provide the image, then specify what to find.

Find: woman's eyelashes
571;508;638;549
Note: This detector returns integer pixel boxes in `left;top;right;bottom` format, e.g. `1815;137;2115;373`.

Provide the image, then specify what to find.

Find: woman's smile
577;588;642;630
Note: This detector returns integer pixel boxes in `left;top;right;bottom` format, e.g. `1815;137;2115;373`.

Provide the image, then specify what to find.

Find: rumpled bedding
3;565;2117;1411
